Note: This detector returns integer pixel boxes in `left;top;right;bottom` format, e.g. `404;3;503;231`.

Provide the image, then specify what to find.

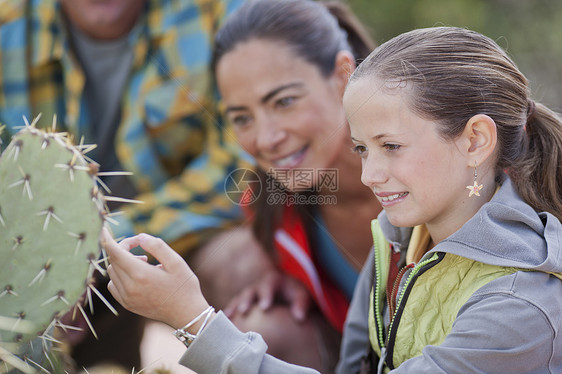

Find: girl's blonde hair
351;27;562;221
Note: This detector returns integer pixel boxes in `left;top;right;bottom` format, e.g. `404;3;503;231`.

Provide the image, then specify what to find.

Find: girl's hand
102;228;210;330
224;268;312;322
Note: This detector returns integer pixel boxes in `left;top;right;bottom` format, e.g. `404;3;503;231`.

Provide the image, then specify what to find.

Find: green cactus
0;116;123;373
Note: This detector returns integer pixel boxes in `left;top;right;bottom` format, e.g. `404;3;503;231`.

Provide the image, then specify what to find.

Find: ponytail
323;1;376;61
510;103;562;222
213;0;375;77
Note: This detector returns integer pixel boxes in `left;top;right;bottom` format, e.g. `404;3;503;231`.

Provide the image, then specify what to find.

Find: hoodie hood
378;177;562;274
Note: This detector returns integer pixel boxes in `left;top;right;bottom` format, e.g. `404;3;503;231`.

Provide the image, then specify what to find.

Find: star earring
466;162;483;197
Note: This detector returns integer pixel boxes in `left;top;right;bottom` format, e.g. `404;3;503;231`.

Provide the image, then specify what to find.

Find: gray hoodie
180;178;562;373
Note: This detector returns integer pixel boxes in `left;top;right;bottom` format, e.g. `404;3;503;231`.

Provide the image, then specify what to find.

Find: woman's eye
351;144;367;156
276;96;296;108
231;114;251;127
383;143;401;151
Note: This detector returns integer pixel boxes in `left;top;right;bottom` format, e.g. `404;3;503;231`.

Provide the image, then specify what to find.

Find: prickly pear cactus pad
0;119;108;369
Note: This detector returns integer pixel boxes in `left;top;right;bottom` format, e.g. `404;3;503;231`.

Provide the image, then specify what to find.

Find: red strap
275;205;349;332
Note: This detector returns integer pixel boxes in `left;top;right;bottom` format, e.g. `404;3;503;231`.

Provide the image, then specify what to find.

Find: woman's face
343;78;474;241
216;39;353;191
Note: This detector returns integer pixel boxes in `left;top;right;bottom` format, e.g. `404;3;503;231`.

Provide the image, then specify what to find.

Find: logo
224;168;261;206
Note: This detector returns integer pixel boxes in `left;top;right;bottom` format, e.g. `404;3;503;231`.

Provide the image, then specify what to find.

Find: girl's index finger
101;228;140;269
117;235;146;252
103;229;184;272
133;233;185;271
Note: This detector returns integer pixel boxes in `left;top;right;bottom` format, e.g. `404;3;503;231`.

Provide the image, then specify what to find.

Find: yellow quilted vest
368;220;522;372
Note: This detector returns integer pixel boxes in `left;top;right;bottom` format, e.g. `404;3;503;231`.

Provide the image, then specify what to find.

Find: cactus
0;116;133;373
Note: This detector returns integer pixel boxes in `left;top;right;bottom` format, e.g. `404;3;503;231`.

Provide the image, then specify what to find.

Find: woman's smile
271;145;309;168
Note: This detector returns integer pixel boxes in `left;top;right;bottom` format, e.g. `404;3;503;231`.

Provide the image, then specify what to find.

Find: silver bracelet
173;306;215;348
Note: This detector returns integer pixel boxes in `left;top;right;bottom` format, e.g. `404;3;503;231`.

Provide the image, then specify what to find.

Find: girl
104;26;562;373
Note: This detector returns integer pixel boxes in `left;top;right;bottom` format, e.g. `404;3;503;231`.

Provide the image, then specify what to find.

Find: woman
105;25;562;373
182;0;380;371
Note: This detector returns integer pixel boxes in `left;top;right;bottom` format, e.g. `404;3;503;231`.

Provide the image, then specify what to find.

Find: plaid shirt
0;0;250;257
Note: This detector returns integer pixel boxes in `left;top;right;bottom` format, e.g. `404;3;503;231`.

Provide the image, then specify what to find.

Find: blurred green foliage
346;0;562;110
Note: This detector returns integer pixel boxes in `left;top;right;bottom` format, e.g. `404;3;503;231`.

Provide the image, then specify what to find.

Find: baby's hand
225;268;312;322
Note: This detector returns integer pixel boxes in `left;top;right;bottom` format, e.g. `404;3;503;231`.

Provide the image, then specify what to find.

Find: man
0;0;247;370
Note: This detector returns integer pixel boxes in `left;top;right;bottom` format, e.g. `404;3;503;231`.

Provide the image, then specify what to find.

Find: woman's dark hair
350;27;562;221
213;0;375;76
214;0;376;252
